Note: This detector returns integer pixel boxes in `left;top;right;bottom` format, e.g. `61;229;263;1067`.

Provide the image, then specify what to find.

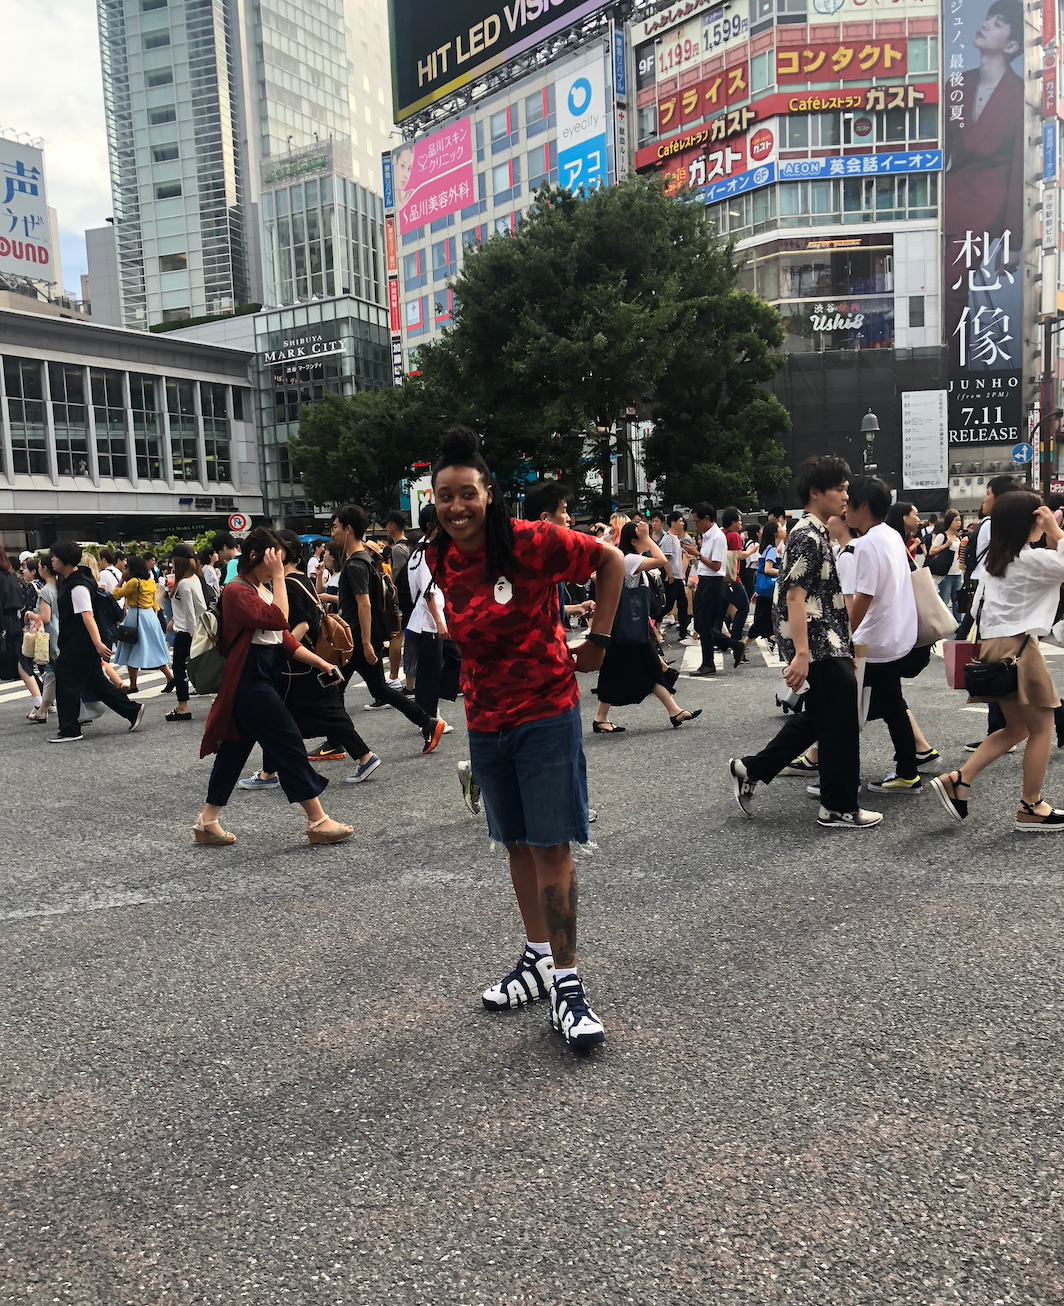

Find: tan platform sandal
306;815;354;844
193;819;236;845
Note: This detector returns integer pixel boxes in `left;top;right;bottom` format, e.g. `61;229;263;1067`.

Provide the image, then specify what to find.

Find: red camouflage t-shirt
434;519;604;733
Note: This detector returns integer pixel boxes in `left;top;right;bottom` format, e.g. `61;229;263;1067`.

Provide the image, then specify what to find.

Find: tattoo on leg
542;869;577;968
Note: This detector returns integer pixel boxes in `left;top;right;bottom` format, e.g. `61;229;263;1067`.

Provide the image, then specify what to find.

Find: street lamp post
860;408;879;475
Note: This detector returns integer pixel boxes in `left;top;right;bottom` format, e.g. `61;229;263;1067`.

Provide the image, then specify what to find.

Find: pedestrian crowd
7;436;1064;1050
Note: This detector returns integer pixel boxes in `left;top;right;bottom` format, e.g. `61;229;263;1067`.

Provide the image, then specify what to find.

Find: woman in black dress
592;521;702;734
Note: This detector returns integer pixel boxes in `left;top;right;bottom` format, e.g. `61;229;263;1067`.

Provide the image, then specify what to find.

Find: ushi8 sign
0;141;52;281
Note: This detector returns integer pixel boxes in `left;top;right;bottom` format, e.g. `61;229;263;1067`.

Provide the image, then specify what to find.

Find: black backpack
92;588;125;646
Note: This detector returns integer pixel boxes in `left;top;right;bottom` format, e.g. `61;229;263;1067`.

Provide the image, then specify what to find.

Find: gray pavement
3;641;1064;1305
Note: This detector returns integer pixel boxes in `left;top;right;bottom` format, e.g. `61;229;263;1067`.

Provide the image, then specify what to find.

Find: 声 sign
775;39;906;81
0;142;52;282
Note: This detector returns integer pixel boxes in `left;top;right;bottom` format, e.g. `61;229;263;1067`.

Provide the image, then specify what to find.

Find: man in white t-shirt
306;541;325;581
845;476;921;793
683;504;738;675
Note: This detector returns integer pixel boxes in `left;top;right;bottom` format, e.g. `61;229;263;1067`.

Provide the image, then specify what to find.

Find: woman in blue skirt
112;555;175;693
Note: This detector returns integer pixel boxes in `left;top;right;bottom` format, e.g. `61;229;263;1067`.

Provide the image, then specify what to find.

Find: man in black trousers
48;541;144;743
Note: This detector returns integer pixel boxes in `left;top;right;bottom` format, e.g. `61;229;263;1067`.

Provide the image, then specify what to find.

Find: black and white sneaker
816;806;882;829
128;702;146;733
550;974;605;1049
779;753;818;776
482;947;554;1010
914;747;940;768
729;758;756;817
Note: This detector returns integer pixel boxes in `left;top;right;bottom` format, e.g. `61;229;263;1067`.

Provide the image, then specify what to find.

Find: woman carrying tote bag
931;493;1064;831
592;521;701;734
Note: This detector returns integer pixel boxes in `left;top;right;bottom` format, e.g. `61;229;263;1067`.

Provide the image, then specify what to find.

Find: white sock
554;965;578;981
526;941;552;957
31;695;42;708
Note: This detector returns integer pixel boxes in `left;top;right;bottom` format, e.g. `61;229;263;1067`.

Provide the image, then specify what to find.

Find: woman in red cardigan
195;527;353;846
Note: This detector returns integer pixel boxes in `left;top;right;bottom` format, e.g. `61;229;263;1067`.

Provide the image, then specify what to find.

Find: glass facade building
0;306;261;548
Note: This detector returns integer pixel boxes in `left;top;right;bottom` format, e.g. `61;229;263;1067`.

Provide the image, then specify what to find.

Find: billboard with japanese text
942;0;1025;444
556;59;609;193
388;0;609;123
393;117;475;235
0;142;52;281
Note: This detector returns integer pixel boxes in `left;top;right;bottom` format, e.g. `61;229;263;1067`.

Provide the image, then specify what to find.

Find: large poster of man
943;0;1025;444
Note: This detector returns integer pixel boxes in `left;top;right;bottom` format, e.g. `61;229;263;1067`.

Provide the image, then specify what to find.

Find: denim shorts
467;702;589;848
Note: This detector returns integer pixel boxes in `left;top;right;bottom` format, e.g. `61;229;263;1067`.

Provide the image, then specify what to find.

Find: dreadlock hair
430;426;515;582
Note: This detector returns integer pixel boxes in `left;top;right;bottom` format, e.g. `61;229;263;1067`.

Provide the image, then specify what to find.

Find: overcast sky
3;0;110;295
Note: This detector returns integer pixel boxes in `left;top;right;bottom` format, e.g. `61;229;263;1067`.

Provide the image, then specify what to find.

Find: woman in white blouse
932;493;1064;831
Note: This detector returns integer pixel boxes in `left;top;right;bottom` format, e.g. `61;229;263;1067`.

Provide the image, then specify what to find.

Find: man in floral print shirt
729;456;883;830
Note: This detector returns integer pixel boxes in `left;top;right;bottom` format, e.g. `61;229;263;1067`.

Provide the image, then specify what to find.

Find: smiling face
434;465;492;552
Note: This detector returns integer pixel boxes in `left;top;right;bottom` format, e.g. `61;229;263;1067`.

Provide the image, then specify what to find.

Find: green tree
414;172;789;512
288;385;443;516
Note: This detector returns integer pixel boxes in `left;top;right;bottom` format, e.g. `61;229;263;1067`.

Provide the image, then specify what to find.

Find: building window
430;211;455;233
460;172;488;219
750;50;773;93
490;106;519;153
232;387;249;422
494;213;517;236
909;295;925;328
637;104;657;149
143;31;171;48
462;224;487;251
405;294;428;338
403;248;426;290
141;0;167;9
129;374;161;480
151;144;179;162
161;307;190;321
201;381;231;482
3;356;46;475
401;225;425;245
148;106;176;125
166;378;199;481
155;182;182;199
159;252;187;272
491;158;521;205
432;236;456;281
781;113;841;149
90;368;129;479
907;36;938;73
434;288;454;326
48;363;89;477
525;85;556;138
146;68;174;86
527;141;557;190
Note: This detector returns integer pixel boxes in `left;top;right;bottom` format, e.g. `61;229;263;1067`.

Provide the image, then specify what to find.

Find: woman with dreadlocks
429;427;624;1050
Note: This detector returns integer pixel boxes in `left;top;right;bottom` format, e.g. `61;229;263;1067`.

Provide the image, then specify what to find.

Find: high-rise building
97;0;396;330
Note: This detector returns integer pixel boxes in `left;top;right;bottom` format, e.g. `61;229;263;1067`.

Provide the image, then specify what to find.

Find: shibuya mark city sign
260;335;344;365
388;0;610;122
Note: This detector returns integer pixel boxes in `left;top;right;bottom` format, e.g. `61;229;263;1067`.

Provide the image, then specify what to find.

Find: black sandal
1015;797;1064;832
670;709;703;728
592;721;625;733
930;769;970;822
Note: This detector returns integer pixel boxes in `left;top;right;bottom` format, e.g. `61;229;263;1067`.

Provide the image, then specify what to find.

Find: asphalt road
3;636;1064;1305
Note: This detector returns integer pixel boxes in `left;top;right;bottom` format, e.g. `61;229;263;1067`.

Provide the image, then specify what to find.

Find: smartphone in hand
317;667;342;688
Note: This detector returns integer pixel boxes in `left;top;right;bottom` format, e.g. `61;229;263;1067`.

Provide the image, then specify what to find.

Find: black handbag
962;587;1030;696
927;538;954;577
613;578;653;646
115;581;142;645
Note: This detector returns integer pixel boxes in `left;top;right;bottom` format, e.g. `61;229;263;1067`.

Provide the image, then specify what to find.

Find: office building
96;0;396;331
0;307;261;549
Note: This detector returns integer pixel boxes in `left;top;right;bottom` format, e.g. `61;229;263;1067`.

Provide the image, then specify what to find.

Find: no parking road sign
228;512;249;536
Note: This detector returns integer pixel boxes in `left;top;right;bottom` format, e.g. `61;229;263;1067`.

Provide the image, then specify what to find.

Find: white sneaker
482;947;554;1009
816;806;882;829
550;974;605;1049
679;635;698;646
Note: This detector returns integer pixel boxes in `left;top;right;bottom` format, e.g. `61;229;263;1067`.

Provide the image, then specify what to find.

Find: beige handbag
911;565;958;647
725;550;740;584
22;628;49;663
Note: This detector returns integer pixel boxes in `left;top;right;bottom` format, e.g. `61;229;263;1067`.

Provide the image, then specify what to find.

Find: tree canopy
414;171;790;510
287;384;443;515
